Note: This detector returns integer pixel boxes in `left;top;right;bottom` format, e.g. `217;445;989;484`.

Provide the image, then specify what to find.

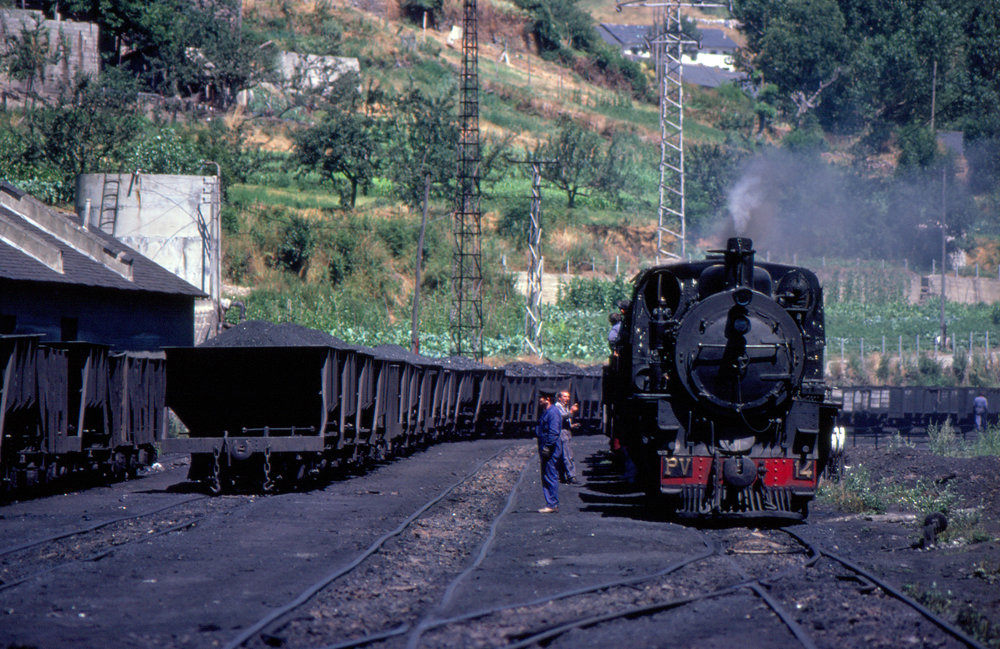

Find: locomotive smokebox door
675;293;805;416
672;237;807;417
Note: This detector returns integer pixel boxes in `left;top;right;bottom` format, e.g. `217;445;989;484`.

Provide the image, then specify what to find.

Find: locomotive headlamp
733;314;751;334
733;288;753;306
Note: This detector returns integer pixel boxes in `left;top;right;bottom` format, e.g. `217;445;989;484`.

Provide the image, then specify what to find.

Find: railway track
0;493;259;593
1;436;995;649
227;437;987;649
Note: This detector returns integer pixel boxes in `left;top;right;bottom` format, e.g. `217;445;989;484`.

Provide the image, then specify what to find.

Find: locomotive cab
606;238;839;520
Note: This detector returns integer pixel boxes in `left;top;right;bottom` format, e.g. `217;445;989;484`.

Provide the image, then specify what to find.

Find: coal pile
501;362;549;377
202;322;605;377
200;320;353;350
542;361;587;376
372;344;440;365
436;355;490;371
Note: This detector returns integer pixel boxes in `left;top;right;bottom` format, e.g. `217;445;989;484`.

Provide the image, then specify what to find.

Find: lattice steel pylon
524;162;544;356
617;1;727;261
451;0;484;359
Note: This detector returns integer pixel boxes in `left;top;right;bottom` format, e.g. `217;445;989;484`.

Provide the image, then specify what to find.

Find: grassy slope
232;2;1000;375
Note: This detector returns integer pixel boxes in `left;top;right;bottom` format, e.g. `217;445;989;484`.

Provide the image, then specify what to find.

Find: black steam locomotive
604;238;839;519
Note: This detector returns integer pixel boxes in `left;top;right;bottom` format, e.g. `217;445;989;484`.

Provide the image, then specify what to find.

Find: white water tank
75;173;220;302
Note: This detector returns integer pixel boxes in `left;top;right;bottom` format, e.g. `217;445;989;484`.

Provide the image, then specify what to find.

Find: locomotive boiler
604;238;839;519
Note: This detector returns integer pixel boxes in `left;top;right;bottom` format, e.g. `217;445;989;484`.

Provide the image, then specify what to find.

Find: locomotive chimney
725;237;755;290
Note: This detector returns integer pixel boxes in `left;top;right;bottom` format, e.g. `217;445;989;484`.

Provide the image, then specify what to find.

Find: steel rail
0;515;203;593
717;535;818;649
501;583;746;649
493;528;823;649
783;527;988;649
221;445;516;649
0;495;208;557
404;458;532;649
318;531;717;649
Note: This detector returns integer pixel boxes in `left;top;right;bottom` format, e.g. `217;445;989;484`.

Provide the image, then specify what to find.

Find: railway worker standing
974;393;989;432
536;391;563;513
556;390;580;485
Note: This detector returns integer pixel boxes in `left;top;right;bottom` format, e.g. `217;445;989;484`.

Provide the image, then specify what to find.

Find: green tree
23;70;143;178
733;0;848;121
399;0;444;29
293;100;383;209
963;0;1000;194
736;0;978;141
514;0;598;58
535;120;604;209
63;0;274;109
387;86;458;210
593;131;646;210
845;1;965;129
0;13;67;105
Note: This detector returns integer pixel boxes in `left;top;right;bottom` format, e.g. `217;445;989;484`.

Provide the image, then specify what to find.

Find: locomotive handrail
696;343;784;351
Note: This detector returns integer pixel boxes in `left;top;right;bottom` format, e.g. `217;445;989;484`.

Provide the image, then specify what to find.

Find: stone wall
910;272;1000;305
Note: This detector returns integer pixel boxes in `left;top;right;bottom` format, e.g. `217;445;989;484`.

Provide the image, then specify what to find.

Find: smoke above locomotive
719;148;968;267
603;237;839;519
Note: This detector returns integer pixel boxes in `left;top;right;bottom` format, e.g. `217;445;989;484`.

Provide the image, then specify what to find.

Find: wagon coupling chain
262;446;274;493
210;445;223;496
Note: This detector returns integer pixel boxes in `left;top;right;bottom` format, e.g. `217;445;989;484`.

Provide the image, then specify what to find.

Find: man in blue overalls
536;391;562;513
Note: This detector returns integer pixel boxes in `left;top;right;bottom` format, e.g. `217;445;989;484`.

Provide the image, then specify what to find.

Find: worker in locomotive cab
536;391;562;513
608;300;630;349
607;312;622;350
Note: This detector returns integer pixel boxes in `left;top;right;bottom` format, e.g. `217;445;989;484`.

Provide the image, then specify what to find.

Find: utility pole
941;168;946;351
411;172;431;354
525;161;543;356
451;0;484;359
616;0;729;261
508;157;553;356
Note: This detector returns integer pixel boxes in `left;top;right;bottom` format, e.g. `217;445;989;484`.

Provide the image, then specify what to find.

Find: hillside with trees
1;0;999;372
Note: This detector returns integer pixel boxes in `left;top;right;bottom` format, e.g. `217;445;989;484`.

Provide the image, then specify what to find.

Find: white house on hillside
681;29;738;71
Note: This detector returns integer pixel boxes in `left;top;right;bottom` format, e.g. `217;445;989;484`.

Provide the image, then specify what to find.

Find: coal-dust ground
1;437;998;649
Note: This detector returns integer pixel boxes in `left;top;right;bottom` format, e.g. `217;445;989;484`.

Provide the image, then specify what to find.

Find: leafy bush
819;464;883;513
875;354;892;382
495;197;536;250
122;128;202;174
927;419;959;456
276;214;317;274
556;275;632;311
916;355;945;385
952;346;969;380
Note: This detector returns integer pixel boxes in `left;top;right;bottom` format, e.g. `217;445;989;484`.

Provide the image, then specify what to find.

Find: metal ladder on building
97;174;120;234
199;171;221;300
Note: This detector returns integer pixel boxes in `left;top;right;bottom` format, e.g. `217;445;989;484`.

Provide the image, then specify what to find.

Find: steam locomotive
604;238;840;519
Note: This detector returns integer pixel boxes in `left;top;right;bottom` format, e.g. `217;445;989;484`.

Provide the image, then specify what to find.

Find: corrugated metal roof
0;184;206;298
